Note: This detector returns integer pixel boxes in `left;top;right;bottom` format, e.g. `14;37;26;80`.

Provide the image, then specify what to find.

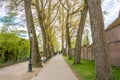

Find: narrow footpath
31;55;78;80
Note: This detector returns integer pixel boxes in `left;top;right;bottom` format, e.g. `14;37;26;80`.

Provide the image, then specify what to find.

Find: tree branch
70;4;84;16
59;0;69;11
46;4;60;27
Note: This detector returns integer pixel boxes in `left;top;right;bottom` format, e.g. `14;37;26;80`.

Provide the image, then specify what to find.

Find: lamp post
28;30;33;72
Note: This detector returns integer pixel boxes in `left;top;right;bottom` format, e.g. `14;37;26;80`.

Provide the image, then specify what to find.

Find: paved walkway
0;62;40;80
31;55;78;80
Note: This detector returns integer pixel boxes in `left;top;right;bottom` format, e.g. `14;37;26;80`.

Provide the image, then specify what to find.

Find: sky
0;0;120;28
0;0;120;39
102;0;120;28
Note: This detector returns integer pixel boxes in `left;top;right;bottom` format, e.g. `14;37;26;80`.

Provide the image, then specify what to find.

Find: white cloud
0;9;6;17
102;0;120;28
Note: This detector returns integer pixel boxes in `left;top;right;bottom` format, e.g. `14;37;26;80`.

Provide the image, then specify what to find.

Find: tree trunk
34;0;49;59
66;11;72;60
47;32;52;58
83;47;85;59
61;7;66;56
61;26;66;56
74;0;88;64
62;25;65;55
86;46;88;60
50;39;55;56
24;0;42;67
88;0;113;80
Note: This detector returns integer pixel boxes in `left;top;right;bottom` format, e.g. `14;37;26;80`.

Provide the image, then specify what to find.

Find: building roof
105;17;120;31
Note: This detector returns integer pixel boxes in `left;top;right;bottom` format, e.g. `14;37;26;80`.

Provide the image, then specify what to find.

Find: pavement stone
31;55;78;80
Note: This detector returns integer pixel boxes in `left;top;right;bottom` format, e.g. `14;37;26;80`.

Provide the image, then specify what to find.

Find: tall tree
74;0;88;64
59;0;83;60
33;0;59;59
66;9;73;60
33;0;48;59
23;0;42;67
59;0;72;60
58;6;66;56
87;0;113;79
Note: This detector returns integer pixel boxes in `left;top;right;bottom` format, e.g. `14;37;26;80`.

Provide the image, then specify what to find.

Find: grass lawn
63;56;120;80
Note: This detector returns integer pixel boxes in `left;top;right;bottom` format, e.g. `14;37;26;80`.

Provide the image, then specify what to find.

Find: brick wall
81;47;94;60
106;25;120;67
106;25;120;43
108;42;120;67
71;23;120;67
80;42;120;67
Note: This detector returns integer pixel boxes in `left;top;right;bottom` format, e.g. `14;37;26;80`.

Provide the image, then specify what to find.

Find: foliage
51;30;60;51
71;40;76;48
0;11;22;33
0;9;29;64
64;56;120;80
0;31;30;63
0;12;18;26
82;35;90;47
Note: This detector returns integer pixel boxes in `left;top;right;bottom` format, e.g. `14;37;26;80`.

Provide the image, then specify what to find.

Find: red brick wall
72;42;120;67
106;25;120;67
108;42;120;67
71;47;94;60
81;47;94;60
71;25;120;67
106;25;120;43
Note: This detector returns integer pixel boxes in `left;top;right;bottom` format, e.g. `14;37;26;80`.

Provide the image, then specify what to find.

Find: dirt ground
0;62;41;80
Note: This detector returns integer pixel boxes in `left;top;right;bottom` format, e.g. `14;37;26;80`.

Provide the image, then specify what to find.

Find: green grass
112;66;120;80
63;56;120;80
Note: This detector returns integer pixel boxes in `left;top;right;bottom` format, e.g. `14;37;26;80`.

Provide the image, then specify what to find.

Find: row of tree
0;0;114;80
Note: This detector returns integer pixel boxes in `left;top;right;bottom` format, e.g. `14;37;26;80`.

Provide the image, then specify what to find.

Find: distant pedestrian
59;51;61;55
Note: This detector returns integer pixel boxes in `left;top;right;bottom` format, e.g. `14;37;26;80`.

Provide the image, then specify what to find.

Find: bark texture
66;11;72;60
88;0;113;80
34;0;48;59
74;0;88;64
24;0;42;67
